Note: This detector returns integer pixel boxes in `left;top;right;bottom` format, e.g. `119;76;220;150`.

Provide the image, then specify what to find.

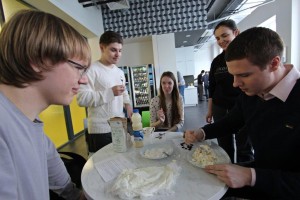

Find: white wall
152;33;177;90
176;46;195;76
118;40;154;66
194;44;215;74
24;0;103;38
88;37;101;62
290;0;300;68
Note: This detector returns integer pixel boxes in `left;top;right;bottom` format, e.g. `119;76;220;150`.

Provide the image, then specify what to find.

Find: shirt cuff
250;168;256;186
195;128;205;141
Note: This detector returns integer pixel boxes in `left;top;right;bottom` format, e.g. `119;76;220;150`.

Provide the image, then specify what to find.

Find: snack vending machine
119;64;157;109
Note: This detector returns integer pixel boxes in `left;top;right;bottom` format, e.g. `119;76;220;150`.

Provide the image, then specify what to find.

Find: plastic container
132;109;144;148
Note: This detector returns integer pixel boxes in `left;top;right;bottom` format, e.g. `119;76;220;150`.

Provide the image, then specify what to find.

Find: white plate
187;141;231;168
140;143;173;159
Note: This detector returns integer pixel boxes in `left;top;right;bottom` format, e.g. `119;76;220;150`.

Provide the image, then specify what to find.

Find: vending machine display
131;65;151;107
118;64;157;109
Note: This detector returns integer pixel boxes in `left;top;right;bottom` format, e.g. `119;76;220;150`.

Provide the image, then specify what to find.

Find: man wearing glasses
0;10;90;199
77;31;132;155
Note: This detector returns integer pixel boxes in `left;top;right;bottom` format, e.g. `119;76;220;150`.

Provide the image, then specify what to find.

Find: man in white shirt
77;31;132;153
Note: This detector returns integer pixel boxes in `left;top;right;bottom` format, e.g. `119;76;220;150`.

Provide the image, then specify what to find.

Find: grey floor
59;100;209;160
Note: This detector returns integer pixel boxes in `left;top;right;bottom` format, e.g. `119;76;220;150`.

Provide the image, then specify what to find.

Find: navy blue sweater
203;79;300;198
209;51;241;109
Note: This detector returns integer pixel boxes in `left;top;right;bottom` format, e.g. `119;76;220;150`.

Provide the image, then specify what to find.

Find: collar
259;65;300;102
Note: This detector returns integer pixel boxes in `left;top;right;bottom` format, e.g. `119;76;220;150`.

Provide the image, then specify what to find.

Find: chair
49;152;86;200
142;111;150;127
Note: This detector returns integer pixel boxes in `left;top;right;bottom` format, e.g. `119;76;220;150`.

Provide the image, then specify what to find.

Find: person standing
185;27;300;199
177;70;185;102
150;71;184;132
202;71;209;100
0;10;90;199
77;31;132;154
207;19;253;163
197;70;205;101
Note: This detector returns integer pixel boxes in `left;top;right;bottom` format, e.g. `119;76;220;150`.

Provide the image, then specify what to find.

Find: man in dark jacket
197;70;205;101
185;27;300;199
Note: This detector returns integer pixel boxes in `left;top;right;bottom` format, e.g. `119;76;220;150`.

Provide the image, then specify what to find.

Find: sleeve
121;72;131;105
150;97;159;124
253;168;300;198
208;59;216;99
0;137;18;199
77;69;114;107
202;96;244;139
46;138;81;200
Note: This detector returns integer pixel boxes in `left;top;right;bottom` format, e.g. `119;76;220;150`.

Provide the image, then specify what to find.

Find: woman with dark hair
207;19;253;163
150;71;184;132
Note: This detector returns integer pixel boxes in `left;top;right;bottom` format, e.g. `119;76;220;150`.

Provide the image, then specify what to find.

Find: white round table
81;132;229;200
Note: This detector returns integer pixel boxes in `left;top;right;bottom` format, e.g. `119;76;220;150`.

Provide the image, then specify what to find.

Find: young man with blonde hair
0;10;91;199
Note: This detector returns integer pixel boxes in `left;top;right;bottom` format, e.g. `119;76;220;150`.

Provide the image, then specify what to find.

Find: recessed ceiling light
183;41;187;43
186;35;191;37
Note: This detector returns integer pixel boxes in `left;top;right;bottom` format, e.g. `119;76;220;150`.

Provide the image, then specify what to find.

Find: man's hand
184;129;204;144
204;164;252;188
112;85;125;96
125;104;133;119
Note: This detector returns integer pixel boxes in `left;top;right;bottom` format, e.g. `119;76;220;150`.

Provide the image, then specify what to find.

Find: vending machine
118;64;157;110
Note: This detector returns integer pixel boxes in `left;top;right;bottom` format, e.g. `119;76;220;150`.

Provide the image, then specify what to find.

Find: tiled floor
58;100;209;160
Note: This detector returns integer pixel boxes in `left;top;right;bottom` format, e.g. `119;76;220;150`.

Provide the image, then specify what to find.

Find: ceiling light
186;35;191;37
183;41;187;43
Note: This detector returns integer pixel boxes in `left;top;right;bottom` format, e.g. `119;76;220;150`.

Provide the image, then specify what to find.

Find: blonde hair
0;10;91;87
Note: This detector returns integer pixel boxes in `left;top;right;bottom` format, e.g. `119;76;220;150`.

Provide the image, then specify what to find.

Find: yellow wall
39;106;68;147
70;97;86;136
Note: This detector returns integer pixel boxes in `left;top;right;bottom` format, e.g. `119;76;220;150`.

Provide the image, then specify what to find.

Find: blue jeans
179;85;185;103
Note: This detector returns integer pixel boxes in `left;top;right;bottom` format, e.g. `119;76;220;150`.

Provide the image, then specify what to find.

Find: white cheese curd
144;147;166;159
191;144;217;167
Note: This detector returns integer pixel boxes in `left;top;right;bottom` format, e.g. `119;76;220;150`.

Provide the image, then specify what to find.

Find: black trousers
212;103;254;163
85;130;112;153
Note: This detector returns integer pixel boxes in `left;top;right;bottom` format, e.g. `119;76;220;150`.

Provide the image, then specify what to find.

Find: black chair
49;152;87;200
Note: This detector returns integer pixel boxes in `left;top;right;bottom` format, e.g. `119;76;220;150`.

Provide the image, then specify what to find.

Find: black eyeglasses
67;59;89;78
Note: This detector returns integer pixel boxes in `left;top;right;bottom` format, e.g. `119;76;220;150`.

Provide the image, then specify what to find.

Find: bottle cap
133;130;144;139
133;109;139;113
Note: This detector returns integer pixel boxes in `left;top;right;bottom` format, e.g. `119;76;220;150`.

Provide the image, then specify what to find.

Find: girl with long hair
150;71;184;131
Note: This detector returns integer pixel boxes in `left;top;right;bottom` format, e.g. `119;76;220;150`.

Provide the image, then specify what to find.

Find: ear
269;56;281;72
99;44;105;52
234;29;240;36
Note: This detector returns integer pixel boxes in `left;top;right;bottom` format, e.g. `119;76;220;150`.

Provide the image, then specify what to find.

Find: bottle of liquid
132;109;144;148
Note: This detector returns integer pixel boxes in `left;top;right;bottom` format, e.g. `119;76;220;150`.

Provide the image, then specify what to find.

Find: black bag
49;152;87;200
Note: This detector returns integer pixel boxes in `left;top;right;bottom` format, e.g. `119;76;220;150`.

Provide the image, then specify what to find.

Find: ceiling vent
107;0;129;10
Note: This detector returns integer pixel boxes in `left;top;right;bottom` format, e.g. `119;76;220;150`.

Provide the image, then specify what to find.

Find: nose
232;76;241;88
116;51;121;57
78;74;88;84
